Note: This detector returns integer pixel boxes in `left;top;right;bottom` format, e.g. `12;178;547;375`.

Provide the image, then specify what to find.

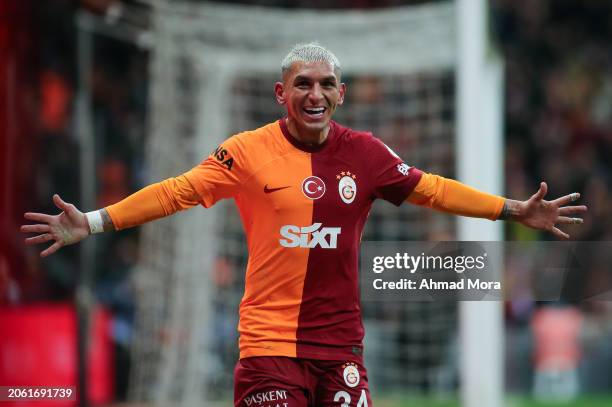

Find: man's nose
308;84;324;102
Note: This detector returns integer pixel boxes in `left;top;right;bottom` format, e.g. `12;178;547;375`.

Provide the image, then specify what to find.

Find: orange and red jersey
182;118;422;360
106;118;504;361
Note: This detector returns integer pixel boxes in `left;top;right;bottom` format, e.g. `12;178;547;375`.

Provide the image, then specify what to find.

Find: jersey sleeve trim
379;167;424;206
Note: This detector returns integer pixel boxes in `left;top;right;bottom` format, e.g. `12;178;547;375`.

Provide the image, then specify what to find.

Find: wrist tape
85;211;104;234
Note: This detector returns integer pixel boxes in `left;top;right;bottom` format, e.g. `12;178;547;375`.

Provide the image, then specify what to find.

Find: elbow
157;179;183;215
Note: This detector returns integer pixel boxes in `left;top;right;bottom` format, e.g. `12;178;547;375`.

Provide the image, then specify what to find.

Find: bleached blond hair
281;42;342;79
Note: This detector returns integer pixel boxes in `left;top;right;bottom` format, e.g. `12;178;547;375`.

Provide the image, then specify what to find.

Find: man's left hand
502;182;588;239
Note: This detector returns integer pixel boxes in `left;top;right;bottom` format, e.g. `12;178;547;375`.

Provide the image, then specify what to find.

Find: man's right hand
21;194;90;257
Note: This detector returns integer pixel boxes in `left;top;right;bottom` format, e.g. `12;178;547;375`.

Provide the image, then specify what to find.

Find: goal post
456;0;504;407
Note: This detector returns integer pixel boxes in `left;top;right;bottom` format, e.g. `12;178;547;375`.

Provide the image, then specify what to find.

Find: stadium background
1;0;611;406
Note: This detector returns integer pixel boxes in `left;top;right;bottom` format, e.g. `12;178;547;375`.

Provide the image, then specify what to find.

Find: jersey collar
279;117;336;153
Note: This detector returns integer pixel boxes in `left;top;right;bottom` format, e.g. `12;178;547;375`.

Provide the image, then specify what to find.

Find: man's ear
337;82;346;106
274;82;286;105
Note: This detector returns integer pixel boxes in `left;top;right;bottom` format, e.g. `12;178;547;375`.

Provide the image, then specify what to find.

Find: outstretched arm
407;174;587;239
22;175;202;257
498;181;587;239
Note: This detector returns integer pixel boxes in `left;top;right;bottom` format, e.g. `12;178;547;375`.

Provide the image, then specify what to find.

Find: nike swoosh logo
264;185;290;194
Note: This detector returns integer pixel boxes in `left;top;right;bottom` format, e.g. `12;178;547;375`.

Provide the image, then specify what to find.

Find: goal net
130;1;483;404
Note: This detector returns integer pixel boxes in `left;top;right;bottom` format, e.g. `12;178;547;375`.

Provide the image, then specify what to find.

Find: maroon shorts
234;356;372;407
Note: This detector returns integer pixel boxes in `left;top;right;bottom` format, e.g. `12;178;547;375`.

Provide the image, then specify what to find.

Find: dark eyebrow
293;75;312;83
293;75;337;84
320;76;338;84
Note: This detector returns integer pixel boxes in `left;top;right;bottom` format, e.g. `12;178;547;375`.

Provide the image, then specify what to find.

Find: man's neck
286;118;330;146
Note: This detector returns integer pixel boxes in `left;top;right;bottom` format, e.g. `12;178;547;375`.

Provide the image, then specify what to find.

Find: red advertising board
0;304;114;406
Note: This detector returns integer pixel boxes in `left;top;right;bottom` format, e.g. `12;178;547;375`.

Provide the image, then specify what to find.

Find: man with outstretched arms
22;43;587;407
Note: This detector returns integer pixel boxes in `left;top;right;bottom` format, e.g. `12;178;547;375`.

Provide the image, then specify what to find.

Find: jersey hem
239;344;363;361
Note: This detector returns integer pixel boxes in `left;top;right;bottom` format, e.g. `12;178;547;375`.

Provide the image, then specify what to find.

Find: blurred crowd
1;0;148;398
1;0;611;400
494;0;612;392
493;0;612;241
492;0;612;311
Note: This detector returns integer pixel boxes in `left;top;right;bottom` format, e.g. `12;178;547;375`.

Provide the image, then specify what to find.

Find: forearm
104;184;165;230
407;173;505;220
104;175;201;231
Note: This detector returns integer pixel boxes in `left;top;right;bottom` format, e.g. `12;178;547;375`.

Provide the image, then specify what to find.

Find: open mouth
302;107;326;119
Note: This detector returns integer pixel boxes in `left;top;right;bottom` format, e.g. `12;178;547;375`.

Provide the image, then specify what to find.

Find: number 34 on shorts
333;389;368;407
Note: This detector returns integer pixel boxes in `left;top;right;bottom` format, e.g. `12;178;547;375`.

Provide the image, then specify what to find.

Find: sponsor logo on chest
279;223;341;249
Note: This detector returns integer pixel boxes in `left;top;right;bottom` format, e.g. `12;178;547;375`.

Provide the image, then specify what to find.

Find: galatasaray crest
342;362;360;388
337;171;357;204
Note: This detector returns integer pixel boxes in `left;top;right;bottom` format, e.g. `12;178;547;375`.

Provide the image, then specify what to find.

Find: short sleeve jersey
184;119;423;360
